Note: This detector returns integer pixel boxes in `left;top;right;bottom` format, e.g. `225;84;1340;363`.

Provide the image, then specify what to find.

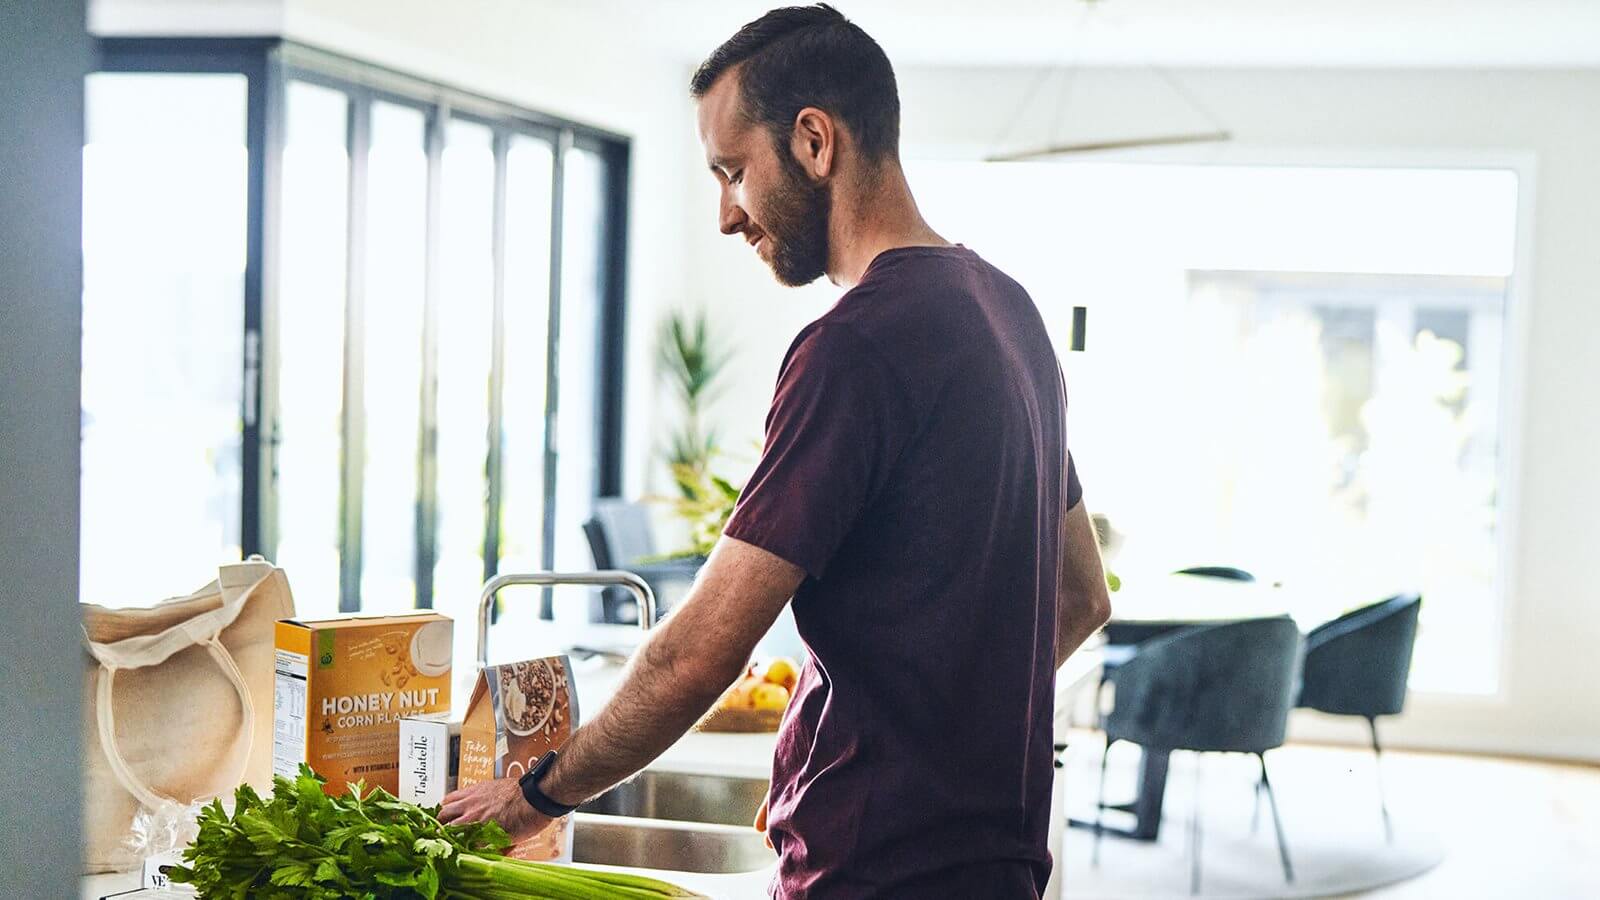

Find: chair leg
1369;716;1394;844
1258;752;1295;883
1095;675;1111;729
1249;772;1263;835
1093;736;1113;867
1189;754;1204;896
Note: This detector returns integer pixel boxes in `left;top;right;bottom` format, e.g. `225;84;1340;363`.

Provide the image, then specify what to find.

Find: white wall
685;64;1600;762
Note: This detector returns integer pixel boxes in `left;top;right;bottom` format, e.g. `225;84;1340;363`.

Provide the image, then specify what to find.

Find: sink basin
578;770;770;827
572;813;776;874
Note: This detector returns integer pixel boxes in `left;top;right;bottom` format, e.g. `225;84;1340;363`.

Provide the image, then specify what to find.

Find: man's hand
438;778;556;842
1056;498;1113;669
754;795;774;850
505;537;805;812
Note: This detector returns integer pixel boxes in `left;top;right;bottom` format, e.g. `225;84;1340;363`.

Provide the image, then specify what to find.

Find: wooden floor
1272;742;1600;898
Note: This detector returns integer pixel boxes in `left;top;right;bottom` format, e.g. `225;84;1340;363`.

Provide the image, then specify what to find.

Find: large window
81;72;248;606
909;160;1519;694
84;42;630;627
273;79;349;614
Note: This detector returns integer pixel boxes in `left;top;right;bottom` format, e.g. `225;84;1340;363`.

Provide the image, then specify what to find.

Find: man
441;5;1112;897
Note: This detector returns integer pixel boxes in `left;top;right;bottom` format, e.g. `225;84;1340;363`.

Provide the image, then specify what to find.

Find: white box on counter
140;850;190;891
398;714;458;807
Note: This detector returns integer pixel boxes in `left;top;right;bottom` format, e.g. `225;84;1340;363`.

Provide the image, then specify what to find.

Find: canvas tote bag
80;556;294;872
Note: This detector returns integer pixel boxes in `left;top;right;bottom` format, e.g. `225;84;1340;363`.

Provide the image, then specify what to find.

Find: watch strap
518;750;579;818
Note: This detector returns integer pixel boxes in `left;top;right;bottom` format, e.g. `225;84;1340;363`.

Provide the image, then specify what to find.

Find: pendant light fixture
985;0;1232;161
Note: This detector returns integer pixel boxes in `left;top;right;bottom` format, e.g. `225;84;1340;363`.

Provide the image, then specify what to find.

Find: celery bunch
169;766;700;899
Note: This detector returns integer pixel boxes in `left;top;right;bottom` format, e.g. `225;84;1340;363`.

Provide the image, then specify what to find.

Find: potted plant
654;310;740;559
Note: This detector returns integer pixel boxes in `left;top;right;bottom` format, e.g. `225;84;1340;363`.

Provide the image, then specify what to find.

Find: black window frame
91;37;631;614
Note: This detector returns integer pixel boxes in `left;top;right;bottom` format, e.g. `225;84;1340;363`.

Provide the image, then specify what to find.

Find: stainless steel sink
578;770;770;827
572;813;776;874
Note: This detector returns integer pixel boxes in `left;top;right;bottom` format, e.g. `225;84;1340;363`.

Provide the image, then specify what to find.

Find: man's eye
731;170;744;185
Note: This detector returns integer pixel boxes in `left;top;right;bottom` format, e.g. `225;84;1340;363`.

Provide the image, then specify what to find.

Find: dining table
1066;571;1343;842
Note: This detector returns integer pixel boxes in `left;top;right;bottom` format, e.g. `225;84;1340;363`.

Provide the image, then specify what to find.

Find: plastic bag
118;798;206;871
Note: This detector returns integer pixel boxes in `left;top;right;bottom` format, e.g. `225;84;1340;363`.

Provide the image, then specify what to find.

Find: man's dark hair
690;4;900;164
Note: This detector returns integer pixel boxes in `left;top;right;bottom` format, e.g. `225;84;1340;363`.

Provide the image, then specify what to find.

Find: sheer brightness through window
274;80;349;618
908;161;1519;694
81;73;248;606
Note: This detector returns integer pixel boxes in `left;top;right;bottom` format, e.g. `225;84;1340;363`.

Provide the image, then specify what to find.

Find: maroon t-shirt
723;245;1082;898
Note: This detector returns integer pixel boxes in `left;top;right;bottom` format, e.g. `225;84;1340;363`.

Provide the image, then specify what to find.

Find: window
1183;271;1505;693
273;80;349;615
85;41;630;623
554;146;607;574
496;135;556;580
80;72;248;606
909;160;1518;694
432;118;498;643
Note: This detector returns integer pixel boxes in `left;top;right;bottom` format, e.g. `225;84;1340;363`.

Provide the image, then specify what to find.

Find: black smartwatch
519;750;580;818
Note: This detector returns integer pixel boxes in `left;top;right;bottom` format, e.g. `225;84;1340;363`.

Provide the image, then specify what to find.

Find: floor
1061;727;1600;898
1311;742;1600;898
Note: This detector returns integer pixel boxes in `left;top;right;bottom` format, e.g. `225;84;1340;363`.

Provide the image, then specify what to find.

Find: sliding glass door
84;40;630;619
80;72;248;606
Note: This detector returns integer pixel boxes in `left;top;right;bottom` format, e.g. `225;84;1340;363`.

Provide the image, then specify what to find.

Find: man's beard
762;153;831;287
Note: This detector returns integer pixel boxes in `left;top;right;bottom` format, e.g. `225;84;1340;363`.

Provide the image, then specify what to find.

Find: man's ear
789;107;835;181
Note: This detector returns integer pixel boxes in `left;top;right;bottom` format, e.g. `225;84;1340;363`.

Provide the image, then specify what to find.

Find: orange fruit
759;657;800;692
723;675;763;710
751;682;791;711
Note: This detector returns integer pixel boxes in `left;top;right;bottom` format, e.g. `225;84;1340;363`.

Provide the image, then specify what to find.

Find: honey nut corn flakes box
273;613;453;796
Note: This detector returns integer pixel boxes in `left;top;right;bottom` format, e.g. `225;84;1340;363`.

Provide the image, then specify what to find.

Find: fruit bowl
697;656;797;734
699;704;786;733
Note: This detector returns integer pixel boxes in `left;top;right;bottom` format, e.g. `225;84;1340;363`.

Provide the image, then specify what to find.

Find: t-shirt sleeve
722;325;909;580
1065;452;1083;511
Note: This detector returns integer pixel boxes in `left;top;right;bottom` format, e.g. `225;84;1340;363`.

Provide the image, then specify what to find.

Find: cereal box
273;614;453;796
457;656;579;861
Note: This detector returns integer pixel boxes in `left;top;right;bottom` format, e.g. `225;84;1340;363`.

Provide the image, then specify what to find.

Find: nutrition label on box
273;648;309;778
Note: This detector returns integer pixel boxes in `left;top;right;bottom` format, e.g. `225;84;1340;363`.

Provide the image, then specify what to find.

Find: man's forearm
538;620;740;806
534;537;805;808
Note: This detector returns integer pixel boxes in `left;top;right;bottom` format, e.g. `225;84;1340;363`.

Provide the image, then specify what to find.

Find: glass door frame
92;38;274;559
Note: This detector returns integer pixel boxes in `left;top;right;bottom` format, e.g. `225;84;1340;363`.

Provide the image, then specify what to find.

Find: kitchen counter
81;861;771;900
80;632;1099;900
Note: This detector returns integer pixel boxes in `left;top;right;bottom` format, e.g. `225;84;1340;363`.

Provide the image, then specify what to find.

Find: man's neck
825;164;949;289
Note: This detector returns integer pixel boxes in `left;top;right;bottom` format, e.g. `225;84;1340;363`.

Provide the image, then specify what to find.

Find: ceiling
585;0;1600;69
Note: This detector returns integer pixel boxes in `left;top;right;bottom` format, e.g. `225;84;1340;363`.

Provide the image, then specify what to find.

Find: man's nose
719;193;747;236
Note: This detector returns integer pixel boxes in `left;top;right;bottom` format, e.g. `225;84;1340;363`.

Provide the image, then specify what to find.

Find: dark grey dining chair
1095;566;1260;724
1096;616;1302;894
583;499;702;624
1283;593;1422;843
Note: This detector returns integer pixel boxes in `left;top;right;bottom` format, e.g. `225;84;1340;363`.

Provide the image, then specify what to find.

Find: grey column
0;0;90;895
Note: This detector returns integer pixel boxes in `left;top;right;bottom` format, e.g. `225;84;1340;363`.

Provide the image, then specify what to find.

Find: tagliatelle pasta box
457;656;579;862
273;614;454;796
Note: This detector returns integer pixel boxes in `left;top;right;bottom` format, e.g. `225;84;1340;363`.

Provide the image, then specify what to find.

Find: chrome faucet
476;570;658;668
